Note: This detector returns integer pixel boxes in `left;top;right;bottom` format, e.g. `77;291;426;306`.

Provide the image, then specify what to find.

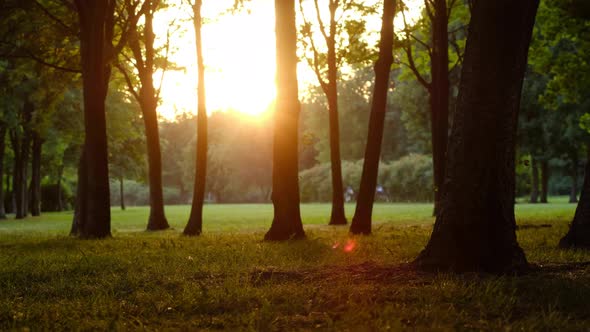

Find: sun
153;0;424;120
154;0;277;119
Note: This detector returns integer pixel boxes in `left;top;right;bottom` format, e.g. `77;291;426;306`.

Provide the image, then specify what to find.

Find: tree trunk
142;99;169;230
120;176;125;210
430;0;450;216
30;132;42;216
185;0;207;236
326;1;347;226
413;0;539;273
560;146;590;248
0;125;6;219
569;152;578;203
70;150;86;236
264;0;305;241
126;3;169;231
540;159;549;203
11;101;33;220
56;164;64;212
530;157;539;203
73;1;113;238
349;0;396;235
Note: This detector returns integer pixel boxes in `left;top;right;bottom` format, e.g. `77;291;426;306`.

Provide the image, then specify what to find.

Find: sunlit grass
0;200;588;330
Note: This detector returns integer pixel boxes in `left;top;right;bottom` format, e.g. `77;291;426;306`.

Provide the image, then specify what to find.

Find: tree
264;0;305;241
298;0;367;225
349;0;396;235
399;0;468;215
116;0;170;231
560;144;590;248
184;0;207;236
71;0;124;238
413;0;539;272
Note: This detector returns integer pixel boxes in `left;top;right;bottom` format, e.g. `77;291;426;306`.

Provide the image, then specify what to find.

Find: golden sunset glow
153;0;423;120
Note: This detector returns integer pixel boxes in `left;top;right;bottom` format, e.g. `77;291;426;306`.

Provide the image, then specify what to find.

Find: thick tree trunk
540;159;549;203
119;176;125;210
430;0;450;216
326;1;347;226
349;0;396;235
185;0;207;236
74;1;113;238
569;152;578;203
560;147;590;248
264;0;305;241
0;125;6;219
414;0;539;273
30;132;42;216
530;157;539;203
11;101;33;220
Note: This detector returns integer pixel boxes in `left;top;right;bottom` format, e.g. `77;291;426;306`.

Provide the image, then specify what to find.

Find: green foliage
300;154;434;202
380;153;433;202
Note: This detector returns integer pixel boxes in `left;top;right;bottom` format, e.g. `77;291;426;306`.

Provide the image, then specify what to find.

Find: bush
299;154;434;202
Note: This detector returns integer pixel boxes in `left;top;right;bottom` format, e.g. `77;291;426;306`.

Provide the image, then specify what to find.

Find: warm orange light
343;239;357;253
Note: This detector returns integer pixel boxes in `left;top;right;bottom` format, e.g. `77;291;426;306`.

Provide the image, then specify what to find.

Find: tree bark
560;146;590;248
0;125;6;219
540;159;549;203
56;164;64;212
430;0;450;216
569;152;578;203
264;0;305;241
73;0;113;238
120;176;125;210
10;101;33;220
349;0;396;235
530;157;539;203
125;1;169;231
326;1;347;226
413;0;539;273
30;132;42;216
184;0;207;236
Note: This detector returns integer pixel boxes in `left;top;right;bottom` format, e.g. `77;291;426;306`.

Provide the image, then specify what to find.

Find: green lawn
1;201;589;330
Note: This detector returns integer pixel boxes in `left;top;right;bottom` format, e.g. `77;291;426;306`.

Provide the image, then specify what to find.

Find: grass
0;200;589;330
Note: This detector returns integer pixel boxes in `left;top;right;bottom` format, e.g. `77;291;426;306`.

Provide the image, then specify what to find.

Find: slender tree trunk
0;125;6;219
30;132;42;216
70;150;86;236
120;176;125;210
569;152;578;203
540;159;549;203
349;0;396;235
73;1;113;238
530;157;539;203
142;99;169;230
185;0;207;236
560;145;590;248
430;0;450;216
326;1;347;226
413;0;539;273
264;0;305;241
126;3;169;231
56;164;64;212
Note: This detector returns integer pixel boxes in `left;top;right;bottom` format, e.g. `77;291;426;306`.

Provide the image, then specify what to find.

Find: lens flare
343;239;357;253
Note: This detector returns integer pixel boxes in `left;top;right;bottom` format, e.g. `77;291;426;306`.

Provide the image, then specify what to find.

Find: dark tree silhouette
70;0;119;238
117;0;170;231
264;0;305;241
299;0;347;226
184;0;207;236
30;132;42;216
349;0;396;235
414;0;539;272
0;125;6;219
560;146;590;248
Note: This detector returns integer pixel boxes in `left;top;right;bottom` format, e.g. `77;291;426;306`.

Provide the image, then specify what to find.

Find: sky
152;0;422;120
